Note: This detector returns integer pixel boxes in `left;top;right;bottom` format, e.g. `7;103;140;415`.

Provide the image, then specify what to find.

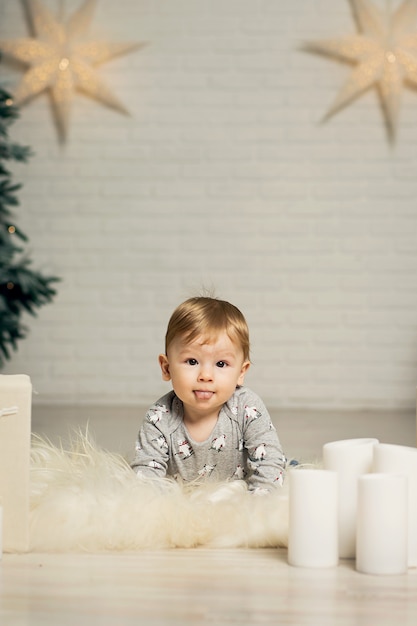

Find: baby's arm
242;394;286;493
130;419;169;479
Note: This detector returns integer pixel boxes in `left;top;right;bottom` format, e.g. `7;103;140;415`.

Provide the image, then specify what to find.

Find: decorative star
304;0;417;140
0;0;143;141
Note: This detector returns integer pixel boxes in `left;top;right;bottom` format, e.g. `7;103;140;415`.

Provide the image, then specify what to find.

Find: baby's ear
238;360;250;385
158;354;171;381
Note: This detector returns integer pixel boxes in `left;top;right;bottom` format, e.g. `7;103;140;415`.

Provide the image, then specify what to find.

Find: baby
131;296;286;494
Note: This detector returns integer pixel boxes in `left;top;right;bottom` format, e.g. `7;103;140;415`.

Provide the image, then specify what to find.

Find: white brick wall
1;0;417;409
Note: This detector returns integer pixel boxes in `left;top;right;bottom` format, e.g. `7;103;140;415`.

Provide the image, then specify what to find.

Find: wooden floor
2;549;417;625
1;404;416;625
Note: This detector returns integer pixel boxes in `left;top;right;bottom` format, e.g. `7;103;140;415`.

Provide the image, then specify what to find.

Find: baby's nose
198;366;213;381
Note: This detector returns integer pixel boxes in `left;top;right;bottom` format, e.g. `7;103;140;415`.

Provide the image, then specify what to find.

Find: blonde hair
165;297;250;361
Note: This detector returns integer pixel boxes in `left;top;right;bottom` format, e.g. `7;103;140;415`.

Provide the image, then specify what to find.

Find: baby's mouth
194;390;214;400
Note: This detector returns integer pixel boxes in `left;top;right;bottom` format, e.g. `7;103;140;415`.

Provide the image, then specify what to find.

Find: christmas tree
0;85;59;368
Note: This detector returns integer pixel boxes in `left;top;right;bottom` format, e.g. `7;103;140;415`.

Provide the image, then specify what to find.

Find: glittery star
304;0;417;140
0;0;143;140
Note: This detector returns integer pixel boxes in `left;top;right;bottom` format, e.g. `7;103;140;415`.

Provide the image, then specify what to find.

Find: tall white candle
356;474;408;575
323;438;378;558
288;469;338;568
0;498;3;560
0;374;32;553
373;443;417;568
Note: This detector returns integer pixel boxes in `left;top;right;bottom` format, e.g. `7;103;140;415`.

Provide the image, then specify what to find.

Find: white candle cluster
288;438;417;575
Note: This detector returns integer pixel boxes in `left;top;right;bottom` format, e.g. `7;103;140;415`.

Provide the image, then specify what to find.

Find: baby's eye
186;358;198;366
216;361;228;368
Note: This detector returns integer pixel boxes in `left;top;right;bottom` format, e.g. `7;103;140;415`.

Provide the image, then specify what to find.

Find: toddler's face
159;331;250;421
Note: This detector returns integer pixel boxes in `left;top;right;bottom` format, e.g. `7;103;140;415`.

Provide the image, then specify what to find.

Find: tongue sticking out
194;391;214;400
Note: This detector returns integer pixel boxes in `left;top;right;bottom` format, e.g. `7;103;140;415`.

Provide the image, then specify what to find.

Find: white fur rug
29;431;291;552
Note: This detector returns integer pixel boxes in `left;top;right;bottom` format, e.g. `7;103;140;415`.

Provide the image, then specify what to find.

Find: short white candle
323;438;378;558
356;474;408;575
288;469;338;568
373;443;417;568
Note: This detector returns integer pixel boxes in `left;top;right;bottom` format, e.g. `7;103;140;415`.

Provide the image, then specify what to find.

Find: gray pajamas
131;386;286;493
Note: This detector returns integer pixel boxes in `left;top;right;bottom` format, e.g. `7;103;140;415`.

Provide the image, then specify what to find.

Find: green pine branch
0;85;60;368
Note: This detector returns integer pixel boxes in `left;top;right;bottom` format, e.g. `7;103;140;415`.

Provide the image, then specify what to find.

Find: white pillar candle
288;469;338;568
356;474;408;575
323;438;378;558
373;443;417;568
0;375;32;553
0;498;3;560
